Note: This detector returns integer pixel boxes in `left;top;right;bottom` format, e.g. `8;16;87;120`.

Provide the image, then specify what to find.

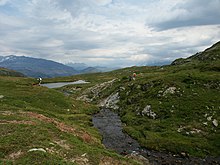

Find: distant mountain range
0;55;77;78
66;62;119;73
66;62;89;71
0;55;119;78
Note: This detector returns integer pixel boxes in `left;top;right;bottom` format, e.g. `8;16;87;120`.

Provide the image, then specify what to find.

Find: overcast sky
0;0;220;67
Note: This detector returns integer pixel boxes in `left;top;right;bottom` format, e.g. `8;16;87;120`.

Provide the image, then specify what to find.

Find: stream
92;108;220;165
43;81;219;164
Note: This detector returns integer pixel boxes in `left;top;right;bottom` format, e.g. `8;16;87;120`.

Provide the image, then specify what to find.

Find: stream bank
92;108;220;165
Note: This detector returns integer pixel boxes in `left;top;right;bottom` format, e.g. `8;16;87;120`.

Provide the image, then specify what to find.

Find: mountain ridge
171;41;220;65
0;67;25;77
0;55;78;78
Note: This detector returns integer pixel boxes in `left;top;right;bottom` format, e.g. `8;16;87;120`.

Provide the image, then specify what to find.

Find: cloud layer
0;0;220;67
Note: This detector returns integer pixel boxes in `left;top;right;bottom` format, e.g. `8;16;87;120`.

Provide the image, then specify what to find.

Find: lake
41;80;89;88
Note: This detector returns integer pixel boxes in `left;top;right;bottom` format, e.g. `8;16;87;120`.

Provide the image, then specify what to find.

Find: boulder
125;151;150;165
103;92;120;110
207;116;212;121
212;119;218;127
163;87;176;96
142;105;157;119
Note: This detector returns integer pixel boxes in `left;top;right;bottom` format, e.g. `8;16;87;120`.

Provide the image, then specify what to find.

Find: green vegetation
1;41;220;163
0;67;25;77
0;77;140;164
59;42;220;158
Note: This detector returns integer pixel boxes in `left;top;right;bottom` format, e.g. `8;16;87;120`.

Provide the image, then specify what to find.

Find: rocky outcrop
100;92;120;110
157;86;182;98
125;151;150;165
142;105;157;119
163;87;176;96
177;126;202;135
77;79;117;102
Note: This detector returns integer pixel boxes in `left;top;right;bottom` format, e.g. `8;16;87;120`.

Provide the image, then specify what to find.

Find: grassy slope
0;77;140;164
1;42;219;163
117;66;220;157
54;64;220;158
0;68;25;77
57;42;220;158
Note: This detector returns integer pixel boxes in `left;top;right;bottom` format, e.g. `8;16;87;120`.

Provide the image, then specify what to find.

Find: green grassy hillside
0;67;25;77
0;77;140;164
60;42;220;158
1;41;219;164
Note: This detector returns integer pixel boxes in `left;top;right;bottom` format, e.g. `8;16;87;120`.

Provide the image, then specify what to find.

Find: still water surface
41;80;89;88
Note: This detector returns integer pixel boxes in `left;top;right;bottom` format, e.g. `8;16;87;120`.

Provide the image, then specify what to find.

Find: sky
0;0;220;67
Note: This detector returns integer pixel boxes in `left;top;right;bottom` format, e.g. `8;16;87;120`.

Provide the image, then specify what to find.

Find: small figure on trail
38;77;42;85
132;72;136;80
128;72;137;81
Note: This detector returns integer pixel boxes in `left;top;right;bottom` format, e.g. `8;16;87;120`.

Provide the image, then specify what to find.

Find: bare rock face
142;105;157;119
101;92;120;110
77;79;117;102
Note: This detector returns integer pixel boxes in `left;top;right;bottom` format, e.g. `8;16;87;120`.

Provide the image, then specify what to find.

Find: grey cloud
63;40;102;51
140;38;216;63
151;0;220;30
0;0;220;67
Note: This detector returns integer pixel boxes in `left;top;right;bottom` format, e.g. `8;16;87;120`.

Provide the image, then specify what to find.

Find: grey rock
207;116;212;121
77;79;117;102
212;119;218;127
163;87;176;96
102;92;120;110
28;148;46;152
142;105;157;119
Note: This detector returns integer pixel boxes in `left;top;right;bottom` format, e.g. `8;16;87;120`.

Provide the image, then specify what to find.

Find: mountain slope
1;41;219;164
0;67;25;77
0;55;78;78
0;76;140;164
66;62;119;73
81;67;102;73
171;41;220;65
62;41;220;160
66;62;89;71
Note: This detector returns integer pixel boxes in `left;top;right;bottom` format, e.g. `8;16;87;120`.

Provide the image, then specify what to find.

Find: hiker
38;77;42;85
132;72;136;80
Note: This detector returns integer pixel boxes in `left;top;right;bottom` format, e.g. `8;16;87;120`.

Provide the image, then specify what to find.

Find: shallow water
92;108;140;154
92;108;220;165
41;80;89;88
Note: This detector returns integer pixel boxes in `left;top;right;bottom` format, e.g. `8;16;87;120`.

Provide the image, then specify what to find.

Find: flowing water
92;108;220;165
92;108;140;154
